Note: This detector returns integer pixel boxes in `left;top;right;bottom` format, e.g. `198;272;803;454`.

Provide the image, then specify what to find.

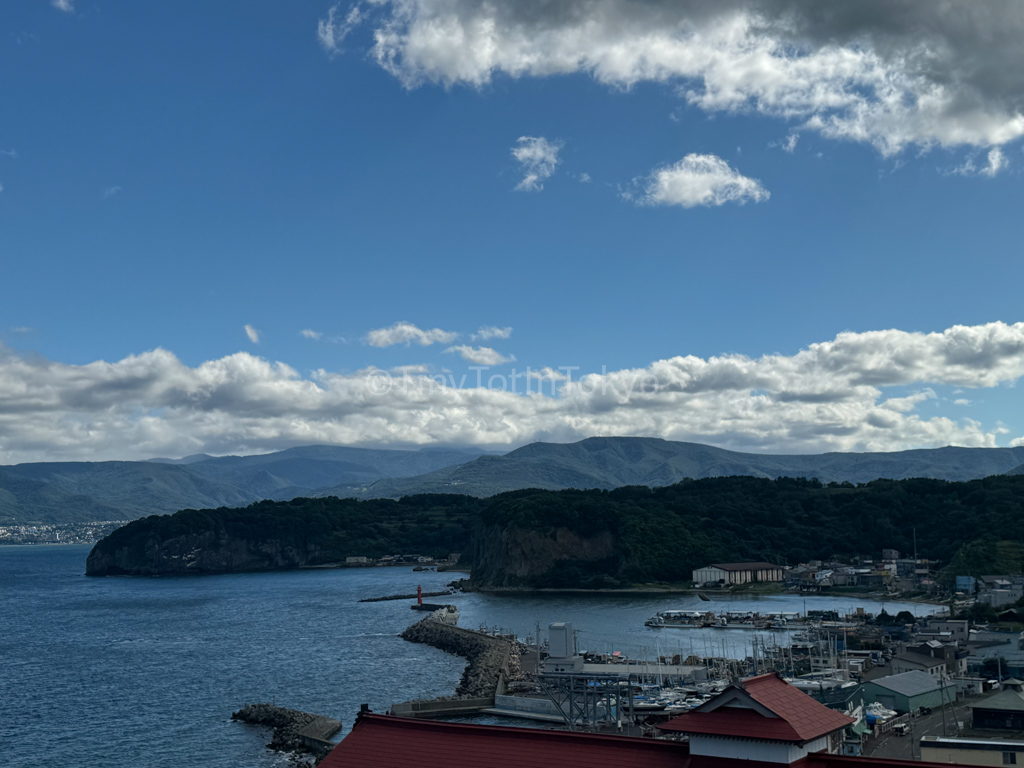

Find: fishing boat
644;610;710;628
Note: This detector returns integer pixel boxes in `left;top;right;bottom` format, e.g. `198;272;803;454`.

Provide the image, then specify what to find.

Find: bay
0;545;939;768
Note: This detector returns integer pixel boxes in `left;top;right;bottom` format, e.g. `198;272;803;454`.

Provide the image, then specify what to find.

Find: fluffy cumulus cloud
348;0;1024;155
636;154;769;208
444;345;515;365
3;322;1024;463
244;324;261;343
511;136;561;191
365;321;457;347
301;329;323;340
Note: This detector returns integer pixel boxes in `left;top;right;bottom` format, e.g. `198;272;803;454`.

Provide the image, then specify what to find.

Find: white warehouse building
692;562;784;585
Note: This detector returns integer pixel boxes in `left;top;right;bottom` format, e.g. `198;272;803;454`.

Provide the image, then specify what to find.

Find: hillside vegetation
88;474;1024;583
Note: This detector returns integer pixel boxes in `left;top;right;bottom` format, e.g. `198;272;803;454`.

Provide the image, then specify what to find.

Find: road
865;703;973;760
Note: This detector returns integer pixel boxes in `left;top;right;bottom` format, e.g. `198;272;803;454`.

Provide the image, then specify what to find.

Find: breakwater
358;590;453;603
391;610;526;717
231;703;341;762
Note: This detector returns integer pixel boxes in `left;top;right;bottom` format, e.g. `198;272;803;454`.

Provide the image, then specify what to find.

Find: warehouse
859;671;956;715
692;562;784;586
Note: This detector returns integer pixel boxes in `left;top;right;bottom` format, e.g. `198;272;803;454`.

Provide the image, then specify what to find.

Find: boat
645;610;710;628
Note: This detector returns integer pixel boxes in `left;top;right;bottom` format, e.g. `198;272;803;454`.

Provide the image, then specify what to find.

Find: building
692;562;784;585
660;673;854;762
859;671;957;715
322;675;959;768
970;680;1024;731
890;651;949;680
921;736;1024;766
345;556;370;565
319;712;685;768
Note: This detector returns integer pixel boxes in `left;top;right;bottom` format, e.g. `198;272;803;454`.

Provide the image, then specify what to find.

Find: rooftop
708;562;782;572
868;671;945;698
319;713;686;768
661;673;854;743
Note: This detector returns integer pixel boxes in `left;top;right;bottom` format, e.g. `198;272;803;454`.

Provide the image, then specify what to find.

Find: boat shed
693;562;784;585
858;671;956;715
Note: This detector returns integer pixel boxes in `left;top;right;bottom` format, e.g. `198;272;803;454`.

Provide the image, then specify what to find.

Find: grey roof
870;671;944;698
971;690;1024;713
893;652;944;670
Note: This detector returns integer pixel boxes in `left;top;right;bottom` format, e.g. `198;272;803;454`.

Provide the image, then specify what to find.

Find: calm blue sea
0;545;937;768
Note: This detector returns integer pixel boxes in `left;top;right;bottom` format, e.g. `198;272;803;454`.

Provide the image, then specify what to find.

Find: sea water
0;545;938;768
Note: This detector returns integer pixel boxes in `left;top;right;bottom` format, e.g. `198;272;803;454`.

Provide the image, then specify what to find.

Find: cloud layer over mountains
2;322;1023;464
336;0;1024;154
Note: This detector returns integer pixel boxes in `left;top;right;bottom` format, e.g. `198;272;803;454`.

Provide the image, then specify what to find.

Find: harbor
383;582;951;742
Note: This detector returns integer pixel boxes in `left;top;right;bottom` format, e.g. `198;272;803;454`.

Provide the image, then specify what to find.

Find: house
659;673;854;761
692;562;784;585
859;671;957;715
890;651;947;679
345;556;371;565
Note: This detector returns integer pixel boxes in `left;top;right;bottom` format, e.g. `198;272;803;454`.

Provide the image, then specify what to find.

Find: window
1003;752;1017;765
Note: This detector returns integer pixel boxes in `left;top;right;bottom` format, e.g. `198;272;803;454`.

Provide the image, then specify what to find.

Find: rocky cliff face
85;531;327;576
468;523;616;587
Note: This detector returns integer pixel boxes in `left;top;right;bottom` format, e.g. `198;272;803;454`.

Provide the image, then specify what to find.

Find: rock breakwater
400;616;512;699
231;703;340;763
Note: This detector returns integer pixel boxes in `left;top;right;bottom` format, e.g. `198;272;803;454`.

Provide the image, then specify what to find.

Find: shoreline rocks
231;703;340;764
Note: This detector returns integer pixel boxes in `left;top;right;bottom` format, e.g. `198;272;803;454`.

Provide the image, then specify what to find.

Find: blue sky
2;0;1024;463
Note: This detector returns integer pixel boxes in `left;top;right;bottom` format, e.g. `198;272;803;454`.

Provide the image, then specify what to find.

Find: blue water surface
1;545;938;767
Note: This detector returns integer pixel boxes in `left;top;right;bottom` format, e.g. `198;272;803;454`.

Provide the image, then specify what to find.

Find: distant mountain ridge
0;446;485;524
330;437;1024;500
5;437;1024;524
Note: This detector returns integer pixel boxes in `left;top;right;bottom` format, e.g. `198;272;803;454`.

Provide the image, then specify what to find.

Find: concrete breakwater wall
358;590;453;603
231;703;341;761
393;613;516;716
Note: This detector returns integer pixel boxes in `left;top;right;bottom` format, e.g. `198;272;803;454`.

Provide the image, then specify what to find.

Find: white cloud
982;148;1008;177
103;186;121;199
579;172;592;183
637;154;769;208
444;345;515;365
365;321;457;347
512;136;561;191
783;134;799;153
354;1;1024;155
52;0;74;12
954;398;971;406
301;329;323;340
0;182;4;194
472;326;512;341
244;325;261;344
3;322;1024;463
953;147;1009;178
0;149;17;159
318;3;363;57
1013;436;1024;448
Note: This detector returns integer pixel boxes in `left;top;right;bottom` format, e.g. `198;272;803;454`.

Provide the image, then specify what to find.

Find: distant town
0;521;128;546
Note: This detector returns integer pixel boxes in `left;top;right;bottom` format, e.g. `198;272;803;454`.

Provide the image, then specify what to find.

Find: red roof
320;713;687;768
661;674;854;743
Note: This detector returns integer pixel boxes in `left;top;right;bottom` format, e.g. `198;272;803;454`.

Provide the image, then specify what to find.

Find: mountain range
5;437;1024;524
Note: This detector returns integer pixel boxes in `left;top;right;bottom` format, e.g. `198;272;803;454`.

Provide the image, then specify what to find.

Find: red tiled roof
319;713;687;768
661;674;854;743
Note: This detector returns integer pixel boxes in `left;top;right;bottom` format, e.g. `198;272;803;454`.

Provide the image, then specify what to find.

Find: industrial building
692;561;784;585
